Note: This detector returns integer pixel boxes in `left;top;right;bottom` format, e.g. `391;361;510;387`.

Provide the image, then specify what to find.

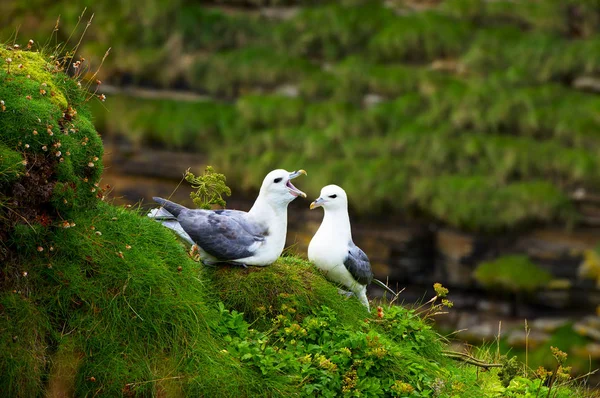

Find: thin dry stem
70;12;94;63
525;319;530;375
85;47;111;99
60;8;87;55
442;350;503;369
42;15;61;53
497;321;502;363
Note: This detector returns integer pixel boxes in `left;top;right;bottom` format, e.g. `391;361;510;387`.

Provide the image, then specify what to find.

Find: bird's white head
258;169;307;207
309;184;348;212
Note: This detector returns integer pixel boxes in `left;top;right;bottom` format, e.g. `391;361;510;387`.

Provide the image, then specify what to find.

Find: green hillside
0;47;590;397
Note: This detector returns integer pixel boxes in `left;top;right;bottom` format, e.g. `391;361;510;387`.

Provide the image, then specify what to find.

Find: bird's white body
236;197;289;266
149;169;306;267
308;186;370;308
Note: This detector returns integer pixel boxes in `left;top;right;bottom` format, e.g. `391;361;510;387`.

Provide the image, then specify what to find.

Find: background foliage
3;0;599;232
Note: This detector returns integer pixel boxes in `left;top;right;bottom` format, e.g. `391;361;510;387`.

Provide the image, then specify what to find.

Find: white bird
149;169;306;267
308;185;395;311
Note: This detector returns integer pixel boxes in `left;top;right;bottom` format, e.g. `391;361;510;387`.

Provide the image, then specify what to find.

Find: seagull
308;185;396;311
149;169;307;267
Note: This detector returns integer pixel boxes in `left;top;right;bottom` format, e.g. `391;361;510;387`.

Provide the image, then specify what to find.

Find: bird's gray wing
178;209;268;261
344;242;374;286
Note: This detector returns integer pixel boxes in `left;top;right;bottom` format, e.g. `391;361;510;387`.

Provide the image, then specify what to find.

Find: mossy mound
0;47;102;230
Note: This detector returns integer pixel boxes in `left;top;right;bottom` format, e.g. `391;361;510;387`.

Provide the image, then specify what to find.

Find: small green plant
184;166;231;209
213;293;446;397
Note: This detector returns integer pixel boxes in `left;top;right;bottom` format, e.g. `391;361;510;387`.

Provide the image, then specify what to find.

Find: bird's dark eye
274;178;283;183
329;194;337;199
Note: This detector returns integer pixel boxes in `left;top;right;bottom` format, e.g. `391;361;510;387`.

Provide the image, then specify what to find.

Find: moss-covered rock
474;255;553;292
0;47;102;226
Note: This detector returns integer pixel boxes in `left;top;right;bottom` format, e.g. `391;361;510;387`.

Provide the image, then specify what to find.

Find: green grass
369;11;473;62
189;47;319;98
0;47;594;396
275;3;397;61
93;89;599;231
89;95;238;150
409;176;575;231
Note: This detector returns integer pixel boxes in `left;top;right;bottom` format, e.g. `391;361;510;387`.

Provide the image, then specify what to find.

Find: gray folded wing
178;209;268;261
343;242;374;286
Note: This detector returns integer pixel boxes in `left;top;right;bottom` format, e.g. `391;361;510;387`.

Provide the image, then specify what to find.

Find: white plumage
149;169;306;267
308;185;395;311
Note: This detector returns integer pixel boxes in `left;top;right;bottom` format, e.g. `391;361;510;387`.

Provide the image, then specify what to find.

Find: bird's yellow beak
289;169;307;179
287;169;307;198
310;197;324;210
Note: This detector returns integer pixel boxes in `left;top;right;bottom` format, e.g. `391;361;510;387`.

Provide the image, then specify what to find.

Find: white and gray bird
149;169;306;267
308;185;396;311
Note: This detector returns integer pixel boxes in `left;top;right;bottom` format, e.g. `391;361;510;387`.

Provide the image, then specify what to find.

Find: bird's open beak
310;197;324;210
289;169;307;179
287;170;307;198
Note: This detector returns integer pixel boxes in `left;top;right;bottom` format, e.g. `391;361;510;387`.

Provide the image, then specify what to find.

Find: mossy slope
0;43;587;398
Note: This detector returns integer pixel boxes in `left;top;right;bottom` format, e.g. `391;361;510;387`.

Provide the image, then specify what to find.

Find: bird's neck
248;195;288;224
320;208;352;242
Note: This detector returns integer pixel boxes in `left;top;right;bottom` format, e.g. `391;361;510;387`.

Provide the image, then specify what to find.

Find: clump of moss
474;255;553;292
207;257;369;327
0;46;102;225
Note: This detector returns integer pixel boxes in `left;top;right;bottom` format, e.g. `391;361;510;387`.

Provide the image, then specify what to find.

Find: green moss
0;48;102;221
90;94;238;150
207;257;369;327
0;48;68;108
409;176;575;231
369;11;472;62
0;144;24;184
474;255;553;291
0;293;51;397
236;95;305;129
190;47;319;97
278;3;396;60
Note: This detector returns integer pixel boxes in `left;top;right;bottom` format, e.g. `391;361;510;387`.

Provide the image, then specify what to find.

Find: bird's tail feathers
153;197;187;217
147;207;177;220
373;278;397;297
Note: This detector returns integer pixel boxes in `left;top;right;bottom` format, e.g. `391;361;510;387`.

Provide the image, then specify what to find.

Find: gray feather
178;209;268;261
343;242;374;286
148;207;194;245
153;197;187;217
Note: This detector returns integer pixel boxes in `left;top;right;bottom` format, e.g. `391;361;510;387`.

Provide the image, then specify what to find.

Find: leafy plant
184;166;231;209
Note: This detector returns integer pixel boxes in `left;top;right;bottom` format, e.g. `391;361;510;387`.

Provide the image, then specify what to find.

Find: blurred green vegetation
4;0;600;232
474;255;553;292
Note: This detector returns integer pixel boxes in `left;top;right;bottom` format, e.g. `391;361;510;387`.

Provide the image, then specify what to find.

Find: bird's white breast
237;206;288;266
309;222;360;291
